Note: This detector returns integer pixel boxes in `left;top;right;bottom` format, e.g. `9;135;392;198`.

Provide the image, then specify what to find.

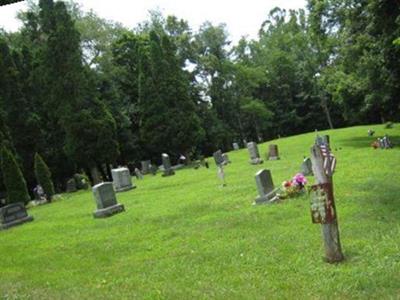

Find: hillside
1;124;399;299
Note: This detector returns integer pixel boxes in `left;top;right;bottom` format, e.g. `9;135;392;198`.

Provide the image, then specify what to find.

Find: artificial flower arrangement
278;173;308;199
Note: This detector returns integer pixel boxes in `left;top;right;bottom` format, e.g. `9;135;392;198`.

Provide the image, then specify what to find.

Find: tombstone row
247;142;280;164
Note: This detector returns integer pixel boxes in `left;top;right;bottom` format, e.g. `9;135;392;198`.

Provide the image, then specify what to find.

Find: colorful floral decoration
278;173;308;199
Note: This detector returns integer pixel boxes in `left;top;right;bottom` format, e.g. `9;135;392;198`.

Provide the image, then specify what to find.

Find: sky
0;0;307;43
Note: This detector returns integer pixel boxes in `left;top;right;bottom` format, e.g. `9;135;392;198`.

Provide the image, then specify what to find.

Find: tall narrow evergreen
34;153;55;201
1;147;30;205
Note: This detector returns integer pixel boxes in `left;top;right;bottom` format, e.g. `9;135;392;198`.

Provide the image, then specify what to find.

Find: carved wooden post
310;144;344;263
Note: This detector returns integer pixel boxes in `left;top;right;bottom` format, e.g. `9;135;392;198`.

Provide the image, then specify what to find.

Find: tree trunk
310;144;344;263
321;97;334;129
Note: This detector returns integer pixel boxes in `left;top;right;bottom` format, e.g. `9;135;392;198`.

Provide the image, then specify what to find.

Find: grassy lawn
1;124;400;299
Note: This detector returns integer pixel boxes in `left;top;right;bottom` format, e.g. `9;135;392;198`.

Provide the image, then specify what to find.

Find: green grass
1;124;400;299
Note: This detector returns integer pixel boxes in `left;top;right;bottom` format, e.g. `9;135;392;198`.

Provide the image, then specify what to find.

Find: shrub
73;173;89;190
34;153;55;201
1;147;30;205
384;121;394;129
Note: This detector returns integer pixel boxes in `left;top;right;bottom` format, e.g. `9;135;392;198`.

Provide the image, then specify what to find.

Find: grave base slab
93;203;125;218
0;215;34;230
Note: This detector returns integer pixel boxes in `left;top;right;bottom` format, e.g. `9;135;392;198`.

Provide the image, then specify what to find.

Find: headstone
233;142;240;150
111;167;135;192
92;182;125;218
254;169;278;204
247;142;263;164
316;134;330;146
381;135;393;149
150;164;158;175
267;144;280;160
141;160;151;175
367;129;375;136
66;178;77;193
213;150;225;166
222;153;231;164
162;153;175;176
134;168;143;180
0;202;34;230
300;157;313;176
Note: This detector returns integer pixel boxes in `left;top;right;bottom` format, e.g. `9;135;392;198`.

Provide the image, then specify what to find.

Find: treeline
0;0;399;193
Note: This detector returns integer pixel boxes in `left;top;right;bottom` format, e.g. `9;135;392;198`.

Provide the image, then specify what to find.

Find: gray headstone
92;182;125;218
162;153;175;176
111;167;135;192
213;150;225;166
268;144;280;160
222;153;231;164
66;178;77;193
254;169;277;204
0;202;34;230
300;157;313;176
141;160;151;175
233;142;240;150
315;134;330;146
247;142;263;164
134;168;143;179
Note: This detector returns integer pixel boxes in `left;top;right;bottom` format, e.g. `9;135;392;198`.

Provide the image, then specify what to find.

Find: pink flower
292;173;307;186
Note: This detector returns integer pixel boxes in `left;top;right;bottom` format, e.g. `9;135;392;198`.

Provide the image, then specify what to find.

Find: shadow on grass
338;135;400;149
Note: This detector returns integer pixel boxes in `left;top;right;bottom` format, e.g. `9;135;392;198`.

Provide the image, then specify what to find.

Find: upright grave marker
247;142;263;164
253;169;278;204
92;182;125;218
222;153;231;164
141;160;151;175
213;150;225;166
300;157;313;176
267;144;280;160
233;142;240;150
0;202;34;230
111;167;135;192
162;153;175;177
310;144;344;263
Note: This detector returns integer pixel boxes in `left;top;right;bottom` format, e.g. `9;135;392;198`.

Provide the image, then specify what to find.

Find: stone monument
267;144;280;160
233;142;240;150
247;142;263;164
162;153;175;176
213;150;225;166
300;157;313;176
92;182;125;218
141;160;151;175
0;202;34;230
254;169;278;204
111;167;135;192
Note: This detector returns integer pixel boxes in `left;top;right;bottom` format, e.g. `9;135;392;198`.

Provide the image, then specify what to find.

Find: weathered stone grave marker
267;144;280;160
213;150;225;166
222;153;231;164
247;142;263;164
233;142;240;150
92;182;125;218
162;153;175;177
134;167;144;180
0;203;34;230
300;157;313;176
66;178;77;193
111;167;135;192
253;169;278;204
141;160;151;175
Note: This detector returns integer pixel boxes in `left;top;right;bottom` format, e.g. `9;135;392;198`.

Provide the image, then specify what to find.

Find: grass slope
1;124;400;299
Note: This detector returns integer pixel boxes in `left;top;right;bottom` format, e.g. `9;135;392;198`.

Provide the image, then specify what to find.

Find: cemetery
0;124;399;298
1;0;400;298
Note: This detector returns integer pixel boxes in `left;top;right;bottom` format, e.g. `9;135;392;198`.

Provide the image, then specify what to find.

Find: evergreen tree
1;146;30;205
34;153;55;201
